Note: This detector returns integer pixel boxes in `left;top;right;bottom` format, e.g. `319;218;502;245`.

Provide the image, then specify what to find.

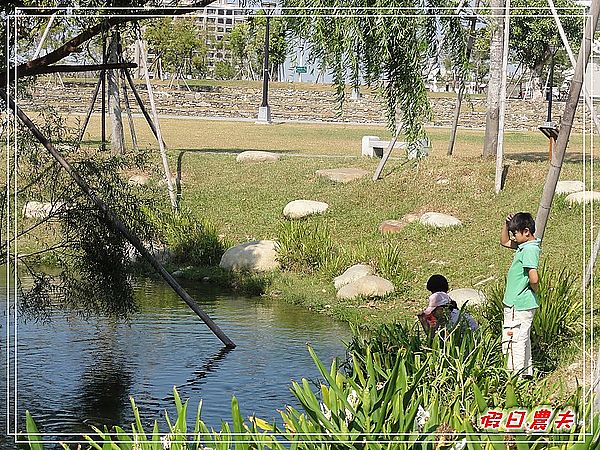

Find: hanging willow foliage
283;0;471;144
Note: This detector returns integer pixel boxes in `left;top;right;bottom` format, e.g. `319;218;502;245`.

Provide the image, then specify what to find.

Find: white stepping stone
283;200;329;219
236;151;280;163
555;180;585;195
565;191;600;205
420;212;462;228
336;275;394;300
219;240;279;272
315;167;369;183
128;174;150;186
448;288;486;308
333;264;374;290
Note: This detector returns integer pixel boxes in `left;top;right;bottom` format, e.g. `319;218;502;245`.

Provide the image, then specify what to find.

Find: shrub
482;263;582;374
275;219;346;277
144;207;229;266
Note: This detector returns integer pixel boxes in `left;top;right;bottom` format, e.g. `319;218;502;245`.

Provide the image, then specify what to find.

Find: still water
1;276;350;447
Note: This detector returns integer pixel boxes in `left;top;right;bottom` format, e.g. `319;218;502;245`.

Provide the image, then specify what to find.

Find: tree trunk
483;0;505;158
107;33;125;156
535;0;600;240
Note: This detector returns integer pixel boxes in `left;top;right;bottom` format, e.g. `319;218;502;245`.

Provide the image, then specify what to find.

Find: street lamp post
257;1;276;123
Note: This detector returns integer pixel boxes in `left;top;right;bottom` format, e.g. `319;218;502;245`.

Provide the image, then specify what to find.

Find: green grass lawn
67;115;597;328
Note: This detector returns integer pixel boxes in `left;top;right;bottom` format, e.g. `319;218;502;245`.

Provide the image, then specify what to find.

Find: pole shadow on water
163;345;234;401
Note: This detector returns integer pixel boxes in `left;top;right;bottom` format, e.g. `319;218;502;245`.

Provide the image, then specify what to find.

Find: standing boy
500;212;541;377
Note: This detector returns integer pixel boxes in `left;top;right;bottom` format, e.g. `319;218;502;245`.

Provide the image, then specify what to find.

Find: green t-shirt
503;239;541;310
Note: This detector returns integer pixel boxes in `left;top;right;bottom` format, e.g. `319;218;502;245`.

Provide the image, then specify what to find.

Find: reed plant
143;207;230;266
275;219;346;277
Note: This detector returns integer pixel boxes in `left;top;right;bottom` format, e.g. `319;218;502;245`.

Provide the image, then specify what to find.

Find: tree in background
510;0;582;100
144;17;208;79
283;0;469;142
227;14;288;81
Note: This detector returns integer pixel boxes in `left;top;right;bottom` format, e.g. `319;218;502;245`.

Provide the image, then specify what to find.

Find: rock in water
219;240;280;271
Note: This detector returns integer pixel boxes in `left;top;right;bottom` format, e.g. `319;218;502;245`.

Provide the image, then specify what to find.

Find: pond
0;275;350;448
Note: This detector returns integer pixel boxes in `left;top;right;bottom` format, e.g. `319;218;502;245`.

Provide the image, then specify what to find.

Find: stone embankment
22;80;585;132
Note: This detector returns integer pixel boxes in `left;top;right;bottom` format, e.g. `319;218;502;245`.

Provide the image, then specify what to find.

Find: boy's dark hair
508;212;536;235
427;274;449;293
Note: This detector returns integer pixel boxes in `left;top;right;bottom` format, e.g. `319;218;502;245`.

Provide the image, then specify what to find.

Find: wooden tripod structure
4;29;234;349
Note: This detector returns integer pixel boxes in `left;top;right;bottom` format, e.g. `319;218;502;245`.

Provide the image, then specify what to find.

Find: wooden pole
494;0;510;194
77;76;102;145
372;127;401;181
122;67;165;147
447;0;480;156
121;70;138;152
101;32;107;152
1;90;235;349
138;39;178;211
536;0;600;240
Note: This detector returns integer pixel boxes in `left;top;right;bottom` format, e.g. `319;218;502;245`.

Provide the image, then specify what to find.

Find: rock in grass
336;275;394;300
315;167;369;183
128;174;150;186
333;264;374;290
22;201;65;219
448;288;486;308
236;151;280;163
219;240;279;272
283;200;329;219
555;180;584;195
419;212;462;228
379;214;420;233
564;191;600;205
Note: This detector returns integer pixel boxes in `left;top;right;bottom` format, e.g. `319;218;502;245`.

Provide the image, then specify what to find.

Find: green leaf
25;411;44;450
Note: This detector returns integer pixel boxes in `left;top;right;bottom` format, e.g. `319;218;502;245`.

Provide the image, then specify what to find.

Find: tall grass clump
375;243;412;292
483;264;582;374
275;219;346;277
143;207;230;266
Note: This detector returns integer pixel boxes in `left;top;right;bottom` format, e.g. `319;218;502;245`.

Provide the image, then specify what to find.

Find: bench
361;135;407;158
362;135;430;159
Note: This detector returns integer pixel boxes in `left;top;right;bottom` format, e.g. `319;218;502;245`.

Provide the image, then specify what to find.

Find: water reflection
1;276;349;448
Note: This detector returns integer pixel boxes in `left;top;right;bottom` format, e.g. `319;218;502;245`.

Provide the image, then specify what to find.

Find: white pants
502;307;536;376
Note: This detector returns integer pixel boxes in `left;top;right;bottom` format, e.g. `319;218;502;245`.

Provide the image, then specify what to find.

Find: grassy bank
58;115;594;329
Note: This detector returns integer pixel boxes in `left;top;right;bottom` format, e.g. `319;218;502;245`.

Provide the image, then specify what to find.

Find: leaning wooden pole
122;67;166;148
535;0;600;240
447;0;480;156
1;91;235;349
139;39;178;211
77;75;102;145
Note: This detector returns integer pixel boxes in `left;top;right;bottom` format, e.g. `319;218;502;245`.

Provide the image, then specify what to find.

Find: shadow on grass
507;151;595;163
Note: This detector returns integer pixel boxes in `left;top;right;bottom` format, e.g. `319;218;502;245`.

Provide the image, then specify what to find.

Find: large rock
333;264;374;290
236;151;280;163
555;180;585;195
336;275;394;300
219;240;279;272
420;212;462;228
315;167;369;183
449;288;486;308
564;191;600;205
283;200;329;219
